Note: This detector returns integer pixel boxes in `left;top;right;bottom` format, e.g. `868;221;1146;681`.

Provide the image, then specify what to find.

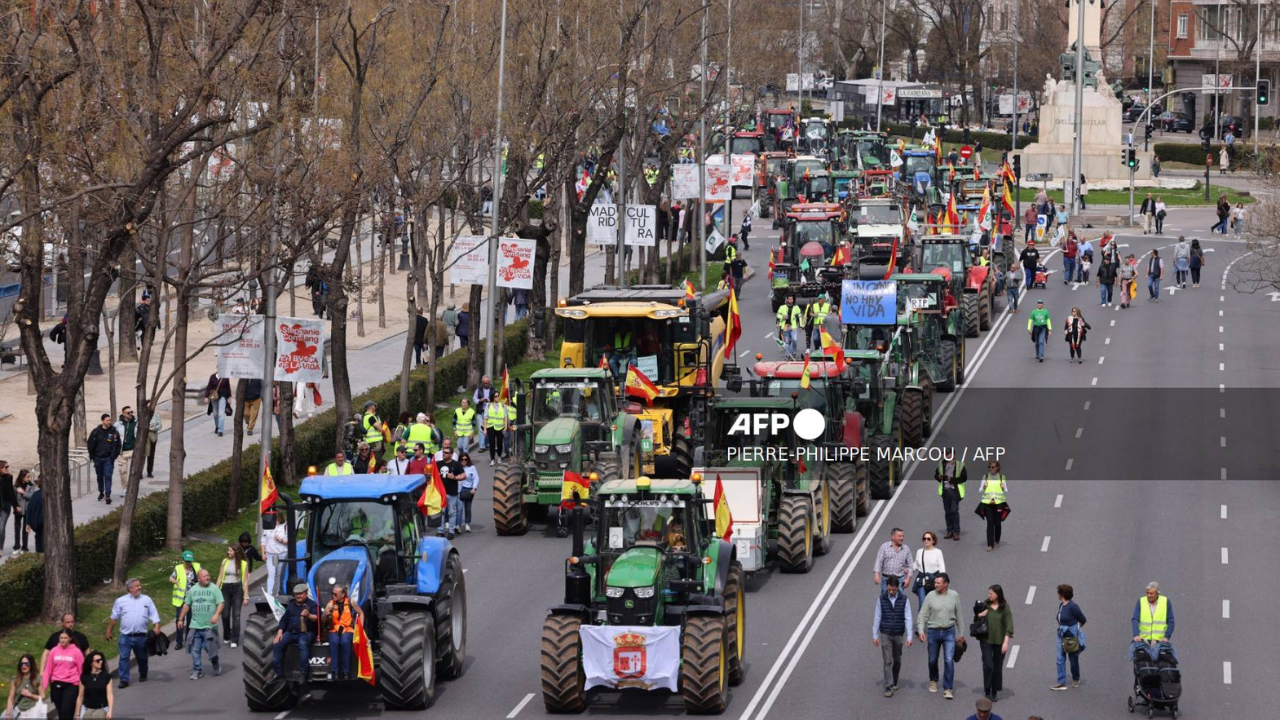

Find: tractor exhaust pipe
565;506;591;606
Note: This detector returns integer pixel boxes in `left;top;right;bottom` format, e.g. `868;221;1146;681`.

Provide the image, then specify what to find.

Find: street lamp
483;0;509;379
1069;0;1085;216
875;0;888;132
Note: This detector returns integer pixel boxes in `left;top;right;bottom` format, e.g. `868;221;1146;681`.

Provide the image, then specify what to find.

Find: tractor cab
730;130;765;156
764;108;798;149
783;203;846;259
850;198;906;265
920;235;974;285
800;117;832;154
749;360;852;426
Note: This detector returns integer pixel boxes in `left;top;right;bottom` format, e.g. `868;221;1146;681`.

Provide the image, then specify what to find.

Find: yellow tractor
556;285;728;477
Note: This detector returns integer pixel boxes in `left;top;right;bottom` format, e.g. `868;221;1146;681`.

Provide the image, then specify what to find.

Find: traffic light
1126;148;1137;169
1258;79;1270;106
1012;154;1021;180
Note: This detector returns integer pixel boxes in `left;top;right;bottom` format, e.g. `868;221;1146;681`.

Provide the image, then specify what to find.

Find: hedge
1152;142;1226;166
838;120;1036;152
0;319;534;627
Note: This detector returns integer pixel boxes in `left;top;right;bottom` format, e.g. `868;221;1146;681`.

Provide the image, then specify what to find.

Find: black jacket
414;315;428;345
0;473;15;511
246;379;263;402
25;489;43;528
88;425;123;460
1019;247;1040;269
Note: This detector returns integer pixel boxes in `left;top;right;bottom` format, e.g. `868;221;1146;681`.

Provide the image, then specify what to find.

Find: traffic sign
959;145;973;161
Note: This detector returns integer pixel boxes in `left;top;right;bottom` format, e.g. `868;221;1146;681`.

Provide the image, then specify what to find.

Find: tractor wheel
899;388;924;448
855;462;871;516
868;435;897;500
961;293;980;338
595;457;621;485
492;462;528;536
671;435;694;479
828;462;857;533
540;614;586;713
979;287;993;330
681;615;729;714
776;494;815;573
814;477;832;556
379;611;438;710
433;551;467;679
242;611;299;712
936;339;958;392
921;376;935;439
724;561;746;686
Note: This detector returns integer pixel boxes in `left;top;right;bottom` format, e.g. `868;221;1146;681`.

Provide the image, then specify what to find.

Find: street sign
959;145;973;161
1027;173;1053;182
1035;215;1047;242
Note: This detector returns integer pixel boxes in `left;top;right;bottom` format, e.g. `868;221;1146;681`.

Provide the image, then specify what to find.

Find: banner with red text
496;237;536;290
274;317;325;383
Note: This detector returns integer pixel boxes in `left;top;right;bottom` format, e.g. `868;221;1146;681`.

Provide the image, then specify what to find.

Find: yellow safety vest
326;461;354;476
937;461;966;499
407;423;437;453
725;245;738;262
980;474;1007;504
1138;596;1169;641
486;402;507;430
808;301;831;325
614;331;633;353
506;404;517;424
776;304;803;330
454;407;476;436
217;558;249;587
362;412;383;444
171;562;203;607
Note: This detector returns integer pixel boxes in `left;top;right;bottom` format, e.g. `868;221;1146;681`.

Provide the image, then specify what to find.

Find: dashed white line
1064;458;1074;471
1223;599;1231;619
1055;494;1064;508
1220;384;1226;393
1221;504;1228;519
1220;436;1227;448
275;695;312;720
1221;547;1230;564
1026;586;1037;604
740;350;750;358
1220;295;1225;302
1104;337;1111;345
764;332;774;340
1041;536;1052;552
1091;377;1098;386
1110;319;1116;327
1219;363;1225;372
1219;325;1224;333
1006;644;1020;668
1219;343;1224;351
1219;309;1224;316
1220;408;1226;419
507;693;536;718
1224;661;1233;684
1097;356;1105;365
1083;401;1091;411
1221;467;1229;480
1075;428;1083;439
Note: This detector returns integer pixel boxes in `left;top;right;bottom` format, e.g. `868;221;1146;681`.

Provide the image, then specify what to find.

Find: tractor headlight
556;444;573;453
606;587;625;598
535;445;550;454
634;586;656;599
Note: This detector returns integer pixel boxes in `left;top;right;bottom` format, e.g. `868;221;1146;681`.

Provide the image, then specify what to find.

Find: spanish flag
945;194;959;231
977;186;992;230
561;470;590;504
1001;177;1015;217
1001;159;1014;182
498;364;510;404
819;326;844;368
799;353;812;390
973;165;981;181
625;364;660;404
684;278;696;301
260;465;279;515
883;235;898;278
417;459;446;516
599;353;609;369
713;474;733;541
725;288;742;354
830;244;850;266
354;614;376;685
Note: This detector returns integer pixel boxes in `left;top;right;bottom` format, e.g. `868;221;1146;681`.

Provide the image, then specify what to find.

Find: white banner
880;86;897;106
448;235;488;285
496;236;536;289
214;314;265;380
705;163;732;202
671;164;701;199
587;204;618;246
729;154;754;186
582;625;681;692
899;87;943;99
623;205;657;247
274;317;325;383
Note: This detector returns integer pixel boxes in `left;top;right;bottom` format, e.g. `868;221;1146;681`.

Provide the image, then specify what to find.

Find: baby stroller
1128;642;1181;718
1032;264;1049;288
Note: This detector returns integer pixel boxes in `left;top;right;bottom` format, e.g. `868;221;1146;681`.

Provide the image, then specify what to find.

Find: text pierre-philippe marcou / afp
725;445;1008;464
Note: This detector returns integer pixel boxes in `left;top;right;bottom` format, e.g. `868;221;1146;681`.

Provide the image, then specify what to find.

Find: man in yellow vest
361;401;385;457
1132;581;1175;645
454;399;476;453
934;458;967;540
608;328;636;379
805;291;833;351
325;450;354;476
776;294;803;358
484;399;508;467
504;401;518;460
168;550;202;649
407;412;440;456
978;461;1008;551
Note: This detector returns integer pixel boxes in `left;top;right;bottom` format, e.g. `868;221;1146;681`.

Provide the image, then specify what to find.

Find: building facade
1166;1;1280;128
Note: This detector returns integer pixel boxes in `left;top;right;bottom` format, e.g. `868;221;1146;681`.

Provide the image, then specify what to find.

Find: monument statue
1058;42;1101;90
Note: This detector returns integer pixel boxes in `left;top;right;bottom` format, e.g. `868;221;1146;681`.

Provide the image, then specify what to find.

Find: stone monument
1020;1;1151;183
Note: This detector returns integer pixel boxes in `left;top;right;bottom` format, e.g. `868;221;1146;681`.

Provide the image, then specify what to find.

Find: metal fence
34;448;94;500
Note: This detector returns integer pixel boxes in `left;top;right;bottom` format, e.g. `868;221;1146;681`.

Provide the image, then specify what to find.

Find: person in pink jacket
41;629;84;720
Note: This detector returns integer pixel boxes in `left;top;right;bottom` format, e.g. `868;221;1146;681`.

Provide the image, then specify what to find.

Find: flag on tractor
799;353;812;390
599;353;609;370
1001;176;1015;217
260;465;278;515
819;326;844;368
713;474;733;541
883;235;898;278
354;614;376;685
625;364;660;404
977;186;992;230
725;288;742;354
498;364;510;404
945;194;959;231
561;470;590;505
684;279;696;301
418;459;446;516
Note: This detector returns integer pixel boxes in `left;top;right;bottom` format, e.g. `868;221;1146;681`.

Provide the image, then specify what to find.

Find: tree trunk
377;202;387;329
166;293;191;551
105;311;118;419
279;382;296;487
117;250;139;363
328;206;358;450
354;214;366;338
399;269;416;412
227;379;248;519
466;285;482;389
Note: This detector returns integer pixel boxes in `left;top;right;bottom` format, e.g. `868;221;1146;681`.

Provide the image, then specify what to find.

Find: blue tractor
242;474;466;711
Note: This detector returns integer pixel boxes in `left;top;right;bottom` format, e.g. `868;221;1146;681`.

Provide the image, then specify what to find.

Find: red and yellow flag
260;465;279;515
498;365;510;404
1001;178;1015;217
1001;159;1014;182
713;474;733;541
945;194;959;231
354;614;376;685
684;279;696;301
883;235;898;278
799;353;812;390
561;470;590;504
599;353;609;370
417;460;445;516
977;186;992;229
819;326;844;368
724;288;742;354
624;364;660;404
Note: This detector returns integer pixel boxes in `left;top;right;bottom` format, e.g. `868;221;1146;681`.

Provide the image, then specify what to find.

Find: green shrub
0;319;533;627
839;121;1036;152
1259;117;1275;132
1153;142;1224;165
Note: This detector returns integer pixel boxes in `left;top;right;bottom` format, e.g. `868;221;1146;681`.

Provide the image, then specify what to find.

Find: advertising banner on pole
496;236;536;289
671;164;701;199
448;235;488;285
214;314;266;379
704;163;732;202
623;205;657;247
587;204;618;246
274;317;325;383
729;155;755;186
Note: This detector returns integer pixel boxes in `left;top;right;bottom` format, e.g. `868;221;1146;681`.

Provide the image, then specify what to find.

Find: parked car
1158;112;1195;133
1123;104;1148;124
1218;116;1247;138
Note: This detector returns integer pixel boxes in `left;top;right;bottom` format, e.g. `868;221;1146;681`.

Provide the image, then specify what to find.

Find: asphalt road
104;202;1277;719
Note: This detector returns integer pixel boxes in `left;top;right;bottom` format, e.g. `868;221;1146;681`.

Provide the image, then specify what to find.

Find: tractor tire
979;287;992;330
594;457;621;485
724;561;746;686
540;614;586;713
433;551;467;679
814;477;832;556
828;463;858;533
242;611;299;712
681;615;729;714
492;462;528;536
671;435;694;479
936;339;958;392
961;293;980;338
899;388;924;448
868;435;897;500
855;463;871;516
776;494;815;573
379;611;438;710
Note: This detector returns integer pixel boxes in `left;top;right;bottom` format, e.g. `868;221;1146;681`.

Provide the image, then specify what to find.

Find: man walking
776;294;803;359
106;578;162;688
244;379;263;435
473;376;497;451
1140;193;1155;234
114;407;137;498
88;413;122;504
1027;299;1051;362
168;550;202;649
361;401;385;458
1018;240;1040;290
739;208;752;250
273;584;319;682
1022;205;1037;243
1132;581;1175;645
1147;249;1164;301
177;569;224;680
918;572;963;700
871;528;913;596
453;399;476;454
872;576;913;697
965;697;1002;720
935;459;967;540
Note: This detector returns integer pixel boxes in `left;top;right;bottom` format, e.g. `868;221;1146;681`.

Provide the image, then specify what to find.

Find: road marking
1224;661;1233;684
1055;494;1063;508
1105;337;1111;345
1041;536;1052;552
1220;295;1225;302
740;350;750;358
1222;547;1229;564
1026;585;1037;604
1110;319;1116;327
1065;458;1073;471
1219;309;1224;316
1220;408;1226;418
1219;325;1224;333
1006;644;1020;668
507;693;536;718
1223;599;1231;619
1221;504;1228;519
1220;384;1226;393
764;332;774;339
1222;467;1229;480
1091;377;1098;386
276;695;312;720
1220;363;1225;372
1221;436;1227;447
1075;427;1083;439
1219;343;1224;351
1097;356;1105;365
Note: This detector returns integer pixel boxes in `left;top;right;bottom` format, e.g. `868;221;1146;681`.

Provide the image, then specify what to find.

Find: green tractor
493;368;642;536
894;272;966;394
839;347;906;500
540;477;746;714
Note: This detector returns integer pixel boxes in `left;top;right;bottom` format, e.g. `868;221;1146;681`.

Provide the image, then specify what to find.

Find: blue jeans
1032;326;1048;359
187;627;219;674
926;626;957;689
515;304;529;321
1024;267;1035;289
1100;283;1113;304
93;457;114;497
117;633;149;683
214;397;227;433
456;434;471;454
1148;275;1161;298
1007;286;1019;311
273;631;309;678
328;631;353;677
1063;257;1077;283
445;494;463;532
783;329;798;358
1056;625;1085;684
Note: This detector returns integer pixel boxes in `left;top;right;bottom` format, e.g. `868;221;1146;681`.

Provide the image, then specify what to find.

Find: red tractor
918;234;997;336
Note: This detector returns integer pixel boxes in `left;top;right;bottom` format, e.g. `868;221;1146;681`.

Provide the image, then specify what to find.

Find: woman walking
1097;255;1117;307
1052;584;1088;690
912;531;946;608
1173;236;1191;289
75;650;114;719
1189;239;1206;288
5;654;40;719
456;303;471;348
1231;202;1247;238
977;585;1014;703
217;544;250;648
203;372;232;437
1119;254;1138;309
458;452;479;533
1211;194;1230;234
1064;308;1091;363
11;469;31;554
41;629;84;720
1153;197;1167;235
977;462;1009;551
